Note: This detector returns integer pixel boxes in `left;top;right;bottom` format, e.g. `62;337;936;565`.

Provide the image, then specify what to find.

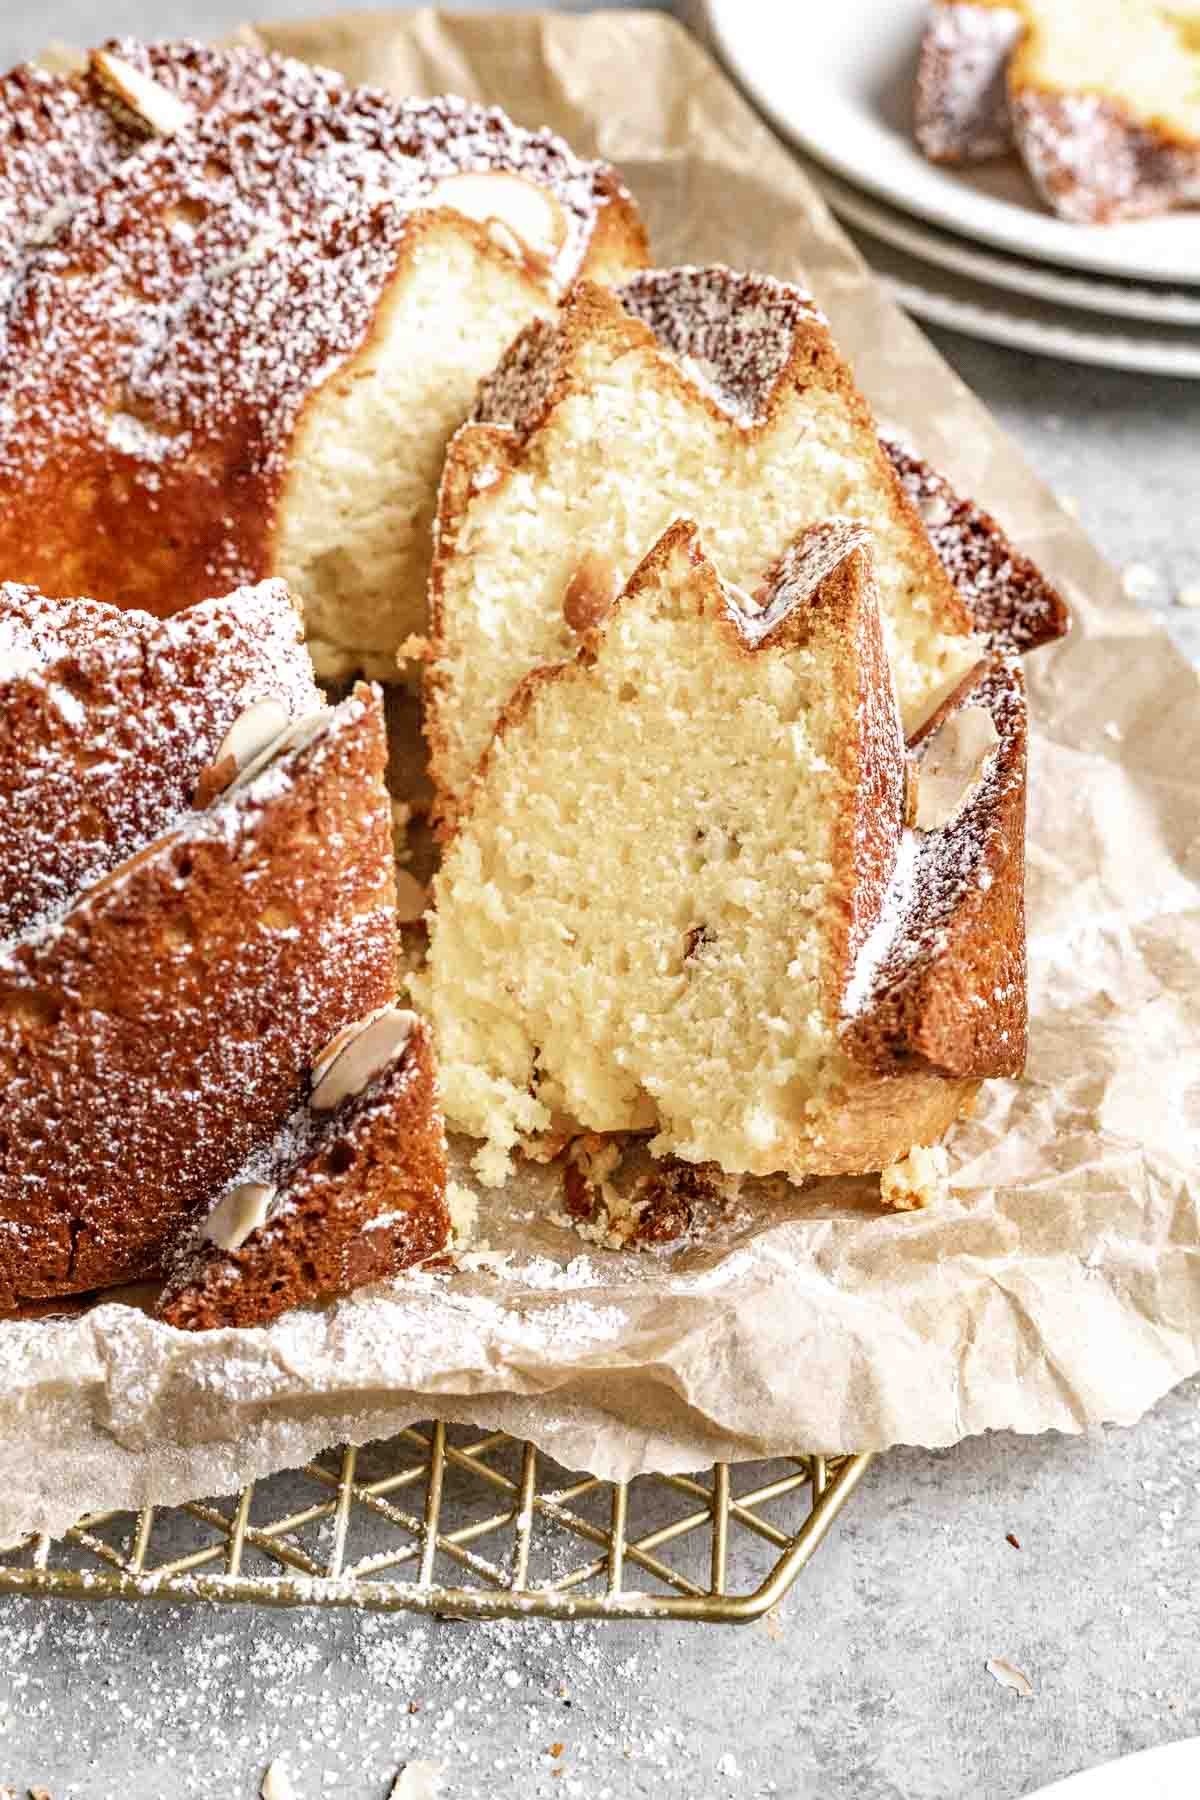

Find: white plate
841;225;1200;377
813;166;1200;327
703;0;1200;286
1022;1738;1200;1800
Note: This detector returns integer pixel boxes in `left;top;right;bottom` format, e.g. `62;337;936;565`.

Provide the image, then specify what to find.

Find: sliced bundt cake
424;266;983;828
916;1;1200;222
0;579;319;938
0;686;406;1311
420;519;1022;1187
157;1009;448;1330
0;39;647;678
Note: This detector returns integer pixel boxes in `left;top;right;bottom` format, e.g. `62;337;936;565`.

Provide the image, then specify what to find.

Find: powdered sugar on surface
0;1575;726;1798
843;662;1024;1031
0;579;318;939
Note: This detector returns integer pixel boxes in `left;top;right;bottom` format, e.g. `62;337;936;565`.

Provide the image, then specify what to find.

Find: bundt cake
916;1;1200;223
419;518;1022;1187
157;1009;448;1330
425;265;986;830
0;38;647;679
0;578;319;938
0;675;449;1315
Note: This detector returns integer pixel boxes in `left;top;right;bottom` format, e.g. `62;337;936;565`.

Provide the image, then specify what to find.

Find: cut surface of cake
420;518;1022;1187
0;39;648;677
0;686;400;1311
0;579;320;938
158;1009;449;1330
916;1;1200;221
425;266;982;827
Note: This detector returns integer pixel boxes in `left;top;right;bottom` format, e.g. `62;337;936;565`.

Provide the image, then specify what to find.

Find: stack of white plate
699;0;1200;378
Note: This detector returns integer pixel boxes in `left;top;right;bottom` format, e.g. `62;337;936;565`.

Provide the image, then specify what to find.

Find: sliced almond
195;697;292;805
261;1762;299;1800
90;49;195;137
204;1180;276;1252
393;870;429;925
425;171;568;268
562;552;618;634
912;704;1000;831
311;1006;416;1112
226;709;329;794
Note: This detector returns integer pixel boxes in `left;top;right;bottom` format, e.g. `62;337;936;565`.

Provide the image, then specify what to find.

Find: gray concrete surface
1;4;1198;1797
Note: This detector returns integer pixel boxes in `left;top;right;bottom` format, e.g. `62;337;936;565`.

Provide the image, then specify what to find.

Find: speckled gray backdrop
0;5;1197;1798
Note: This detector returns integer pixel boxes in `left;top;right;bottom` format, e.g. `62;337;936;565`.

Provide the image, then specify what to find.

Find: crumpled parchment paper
2;8;1196;1546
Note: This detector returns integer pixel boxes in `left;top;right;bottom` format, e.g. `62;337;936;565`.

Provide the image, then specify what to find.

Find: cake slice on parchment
419;518;1025;1189
424;265;984;829
0;579;320;939
157;1009;449;1330
916;1;1200;223
0;686;408;1312
0;39;647;677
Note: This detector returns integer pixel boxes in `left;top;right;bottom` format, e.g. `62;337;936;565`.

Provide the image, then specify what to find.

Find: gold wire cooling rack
0;1424;872;1623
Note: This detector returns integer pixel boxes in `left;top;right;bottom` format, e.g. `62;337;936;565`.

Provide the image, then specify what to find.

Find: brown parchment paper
2;9;1198;1547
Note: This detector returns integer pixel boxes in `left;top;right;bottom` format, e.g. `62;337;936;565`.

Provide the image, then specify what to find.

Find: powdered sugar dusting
0;579;319;939
841;661;1026;1059
619;265;825;426
883;439;1069;656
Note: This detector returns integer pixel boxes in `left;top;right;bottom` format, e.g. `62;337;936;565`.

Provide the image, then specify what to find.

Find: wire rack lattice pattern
0;1426;871;1623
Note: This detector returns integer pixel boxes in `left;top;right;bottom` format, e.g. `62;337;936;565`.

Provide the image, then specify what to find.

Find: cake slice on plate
917;1;1200;222
157;1009;449;1330
881;439;1069;657
424;265;983;828
420;517;1024;1187
0;579;320;938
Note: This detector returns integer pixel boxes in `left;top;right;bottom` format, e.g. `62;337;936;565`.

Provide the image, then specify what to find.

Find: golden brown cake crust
0;580;320;939
0;687;397;1312
0;39;646;618
915;1;1023;163
156;1020;449;1331
842;660;1028;1081
882;440;1070;656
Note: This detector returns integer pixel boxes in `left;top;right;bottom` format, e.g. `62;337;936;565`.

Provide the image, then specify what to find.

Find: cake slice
917;1;1200;222
420;519;1021;1187
425;266;982;829
0;579;320;939
0;40;647;677
0;686;399;1311
157;1009;449;1330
